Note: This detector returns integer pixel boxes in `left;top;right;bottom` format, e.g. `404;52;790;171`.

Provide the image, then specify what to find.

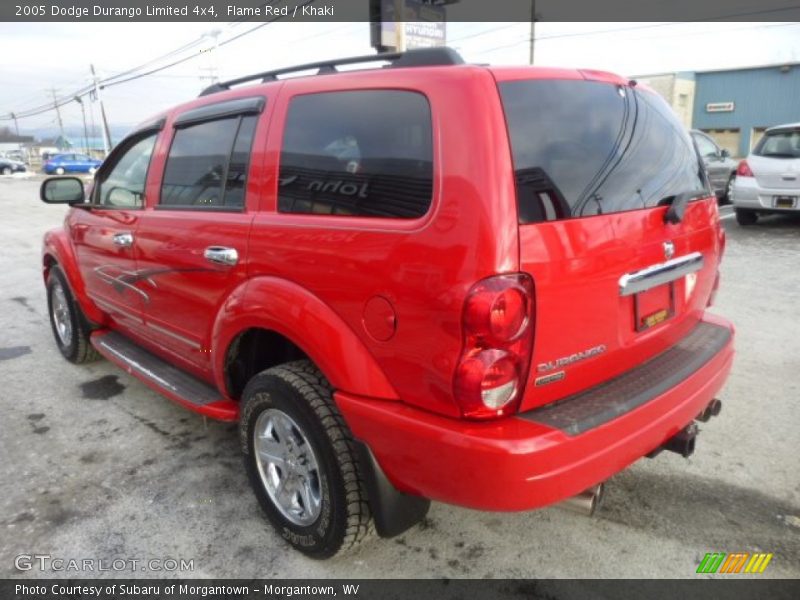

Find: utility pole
10;112;23;159
48;88;66;144
529;0;536;65
199;28;222;86
90;64;112;156
74;96;89;156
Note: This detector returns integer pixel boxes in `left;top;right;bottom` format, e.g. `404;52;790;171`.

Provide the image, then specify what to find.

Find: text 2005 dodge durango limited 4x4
40;48;733;558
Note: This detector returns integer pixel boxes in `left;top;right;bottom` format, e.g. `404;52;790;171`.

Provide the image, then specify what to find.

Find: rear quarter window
278;90;433;218
500;80;706;223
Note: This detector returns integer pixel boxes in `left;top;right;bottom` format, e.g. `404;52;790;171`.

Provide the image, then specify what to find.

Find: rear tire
1;166;10;176
240;360;372;558
723;174;735;204
46;266;100;364
735;207;758;226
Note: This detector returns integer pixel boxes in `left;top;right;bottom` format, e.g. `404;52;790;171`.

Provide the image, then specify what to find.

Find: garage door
701;129;741;157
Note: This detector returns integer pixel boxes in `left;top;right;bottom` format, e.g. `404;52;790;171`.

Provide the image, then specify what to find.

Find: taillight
454;274;535;419
736;160;753;177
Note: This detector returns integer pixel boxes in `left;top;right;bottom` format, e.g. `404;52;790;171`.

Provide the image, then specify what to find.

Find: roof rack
199;47;464;97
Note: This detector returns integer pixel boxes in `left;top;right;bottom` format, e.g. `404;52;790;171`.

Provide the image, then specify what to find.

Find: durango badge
537;345;608;373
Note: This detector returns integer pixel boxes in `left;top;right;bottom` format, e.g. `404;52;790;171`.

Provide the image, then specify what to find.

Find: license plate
633;282;676;332
774;196;797;208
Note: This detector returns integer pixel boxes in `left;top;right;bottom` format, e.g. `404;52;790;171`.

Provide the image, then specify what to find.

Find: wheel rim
254;408;322;526
727;177;735;199
51;281;73;347
56;168;64;175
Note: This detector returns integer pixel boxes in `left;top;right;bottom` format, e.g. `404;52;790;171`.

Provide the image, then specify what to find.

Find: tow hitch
647;398;722;459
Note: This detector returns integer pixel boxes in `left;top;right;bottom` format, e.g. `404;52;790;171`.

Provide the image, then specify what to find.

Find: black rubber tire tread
240;360;373;558
735;207;758;226
723;174;735;204
46;265;100;364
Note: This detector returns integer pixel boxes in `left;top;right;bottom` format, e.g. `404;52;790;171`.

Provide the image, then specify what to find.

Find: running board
91;331;238;421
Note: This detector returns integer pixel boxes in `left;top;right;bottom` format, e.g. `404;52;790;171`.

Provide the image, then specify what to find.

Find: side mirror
40;177;86;205
720;148;731;158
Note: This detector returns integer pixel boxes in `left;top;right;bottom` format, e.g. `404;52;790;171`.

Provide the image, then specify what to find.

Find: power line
0;0;292;120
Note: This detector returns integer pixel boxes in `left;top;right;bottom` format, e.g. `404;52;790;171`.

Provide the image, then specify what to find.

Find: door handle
204;246;238;266
112;232;134;248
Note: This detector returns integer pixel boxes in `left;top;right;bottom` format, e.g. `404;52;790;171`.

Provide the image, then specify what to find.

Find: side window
96;133;157;208
278;90;433;218
693;134;718;158
160;115;258;210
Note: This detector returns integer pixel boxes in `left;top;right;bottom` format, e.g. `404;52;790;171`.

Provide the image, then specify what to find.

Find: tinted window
500;80;706;223
278;90;433;218
96;133;157;208
753;129;800;158
160;116;258;209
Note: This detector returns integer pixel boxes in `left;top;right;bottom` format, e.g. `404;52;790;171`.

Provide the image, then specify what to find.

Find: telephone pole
90;64;112;155
48;88;66;143
74;96;89;155
529;0;536;65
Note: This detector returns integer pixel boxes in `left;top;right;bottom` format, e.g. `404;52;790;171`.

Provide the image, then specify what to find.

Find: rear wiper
662;190;709;224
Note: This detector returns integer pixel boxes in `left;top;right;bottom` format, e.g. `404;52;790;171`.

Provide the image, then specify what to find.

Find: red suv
40;48;733;558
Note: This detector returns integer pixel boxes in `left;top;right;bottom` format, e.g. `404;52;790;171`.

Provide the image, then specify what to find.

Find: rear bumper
337;313;734;511
732;177;800;211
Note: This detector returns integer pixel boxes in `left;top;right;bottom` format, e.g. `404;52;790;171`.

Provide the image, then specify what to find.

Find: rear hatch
749;126;800;190
497;74;722;412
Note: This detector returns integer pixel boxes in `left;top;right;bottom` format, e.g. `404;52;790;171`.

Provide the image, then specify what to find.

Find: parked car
0;157;26;175
731;123;800;225
2;149;27;162
39;48;734;558
43;153;102;175
690;130;738;202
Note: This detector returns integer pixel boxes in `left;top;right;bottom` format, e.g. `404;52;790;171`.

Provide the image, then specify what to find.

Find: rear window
753;129;800;158
278;90;433;218
499;80;706;224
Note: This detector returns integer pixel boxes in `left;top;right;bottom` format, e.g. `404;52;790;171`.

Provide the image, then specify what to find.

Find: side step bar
91;331;238;421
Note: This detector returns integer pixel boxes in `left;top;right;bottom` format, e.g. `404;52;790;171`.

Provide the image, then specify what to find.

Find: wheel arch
42;229;105;325
212;276;399;402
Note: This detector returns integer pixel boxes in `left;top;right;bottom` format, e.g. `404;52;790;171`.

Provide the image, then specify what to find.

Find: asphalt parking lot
1;175;798;579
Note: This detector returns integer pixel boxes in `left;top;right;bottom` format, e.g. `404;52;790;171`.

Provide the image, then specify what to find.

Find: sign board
373;0;447;51
706;102;735;113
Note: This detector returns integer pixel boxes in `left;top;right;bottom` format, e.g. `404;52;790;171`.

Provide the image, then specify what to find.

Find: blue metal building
692;62;800;157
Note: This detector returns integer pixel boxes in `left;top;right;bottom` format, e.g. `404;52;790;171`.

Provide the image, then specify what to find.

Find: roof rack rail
199;47;464;97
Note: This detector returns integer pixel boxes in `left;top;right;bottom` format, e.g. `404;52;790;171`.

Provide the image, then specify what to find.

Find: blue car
44;153;103;175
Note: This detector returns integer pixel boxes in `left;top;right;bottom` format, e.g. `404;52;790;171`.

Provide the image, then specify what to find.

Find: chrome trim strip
619;252;704;297
90;296;143;323
145;321;202;350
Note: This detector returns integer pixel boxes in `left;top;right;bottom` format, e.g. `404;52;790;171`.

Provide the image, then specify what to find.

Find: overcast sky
1;21;799;134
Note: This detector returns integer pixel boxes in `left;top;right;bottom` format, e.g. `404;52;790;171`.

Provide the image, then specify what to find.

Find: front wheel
46;266;100;363
735;207;758;226
240;361;372;558
54;167;65;175
0;166;10;176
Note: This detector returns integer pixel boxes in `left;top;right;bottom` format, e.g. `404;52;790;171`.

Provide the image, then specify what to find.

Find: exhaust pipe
557;483;604;516
663;422;698;458
697;398;722;422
